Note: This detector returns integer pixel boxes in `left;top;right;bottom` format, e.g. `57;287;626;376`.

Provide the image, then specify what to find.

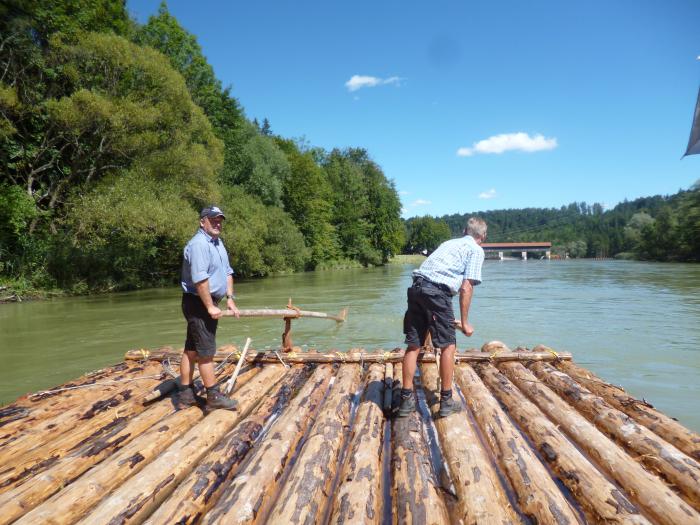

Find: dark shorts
403;277;456;349
182;293;218;357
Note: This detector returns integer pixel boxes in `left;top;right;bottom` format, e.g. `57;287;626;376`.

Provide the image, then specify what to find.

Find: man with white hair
399;216;487;417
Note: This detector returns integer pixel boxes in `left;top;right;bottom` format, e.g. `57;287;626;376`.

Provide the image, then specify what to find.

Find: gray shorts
182;294;218;357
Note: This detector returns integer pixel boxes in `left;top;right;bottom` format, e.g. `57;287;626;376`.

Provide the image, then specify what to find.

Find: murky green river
1;260;699;431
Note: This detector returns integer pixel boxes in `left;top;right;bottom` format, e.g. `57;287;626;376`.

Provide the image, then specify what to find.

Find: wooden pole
266;364;363;524
391;381;450;524
553;356;700;462
225;337;252;394
420;363;519;524
455;364;582;524
201;365;333;524
220;307;347;322
499;361;700;525
15;365;276;525
329;363;385;525
528;361;700;510
477;363;651;524
140;367;311;525
68;365;286;525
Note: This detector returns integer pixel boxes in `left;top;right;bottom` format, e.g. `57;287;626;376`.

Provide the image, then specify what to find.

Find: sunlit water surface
1;259;699;431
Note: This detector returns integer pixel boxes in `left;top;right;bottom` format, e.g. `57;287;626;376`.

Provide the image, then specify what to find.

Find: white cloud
345;75;403;92
399;190;410;196
478;188;497;199
411;199;431;206
457;132;557;157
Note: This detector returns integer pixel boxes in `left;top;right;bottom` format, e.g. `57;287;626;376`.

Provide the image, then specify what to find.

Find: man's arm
226;274;239;318
195;279;222;319
458;279;475;337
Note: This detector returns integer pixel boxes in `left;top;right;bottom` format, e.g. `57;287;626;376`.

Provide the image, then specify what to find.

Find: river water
1;260;699;431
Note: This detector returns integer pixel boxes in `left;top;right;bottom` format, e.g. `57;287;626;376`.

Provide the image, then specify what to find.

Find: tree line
0;1;405;295
403;185;700;262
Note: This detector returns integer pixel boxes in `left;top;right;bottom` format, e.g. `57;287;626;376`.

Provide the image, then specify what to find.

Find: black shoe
206;386;238;411
397;394;416;417
174;386;199;410
438;396;462;418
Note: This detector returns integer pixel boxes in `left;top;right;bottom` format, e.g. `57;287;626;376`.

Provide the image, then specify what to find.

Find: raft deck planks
1;344;699;525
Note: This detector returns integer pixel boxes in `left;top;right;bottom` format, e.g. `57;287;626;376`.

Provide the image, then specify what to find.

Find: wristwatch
226;294;235;300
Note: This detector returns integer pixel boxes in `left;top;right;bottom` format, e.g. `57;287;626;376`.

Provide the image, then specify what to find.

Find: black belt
412;276;451;294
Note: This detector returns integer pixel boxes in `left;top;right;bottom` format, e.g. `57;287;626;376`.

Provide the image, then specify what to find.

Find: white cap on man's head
200;206;226;219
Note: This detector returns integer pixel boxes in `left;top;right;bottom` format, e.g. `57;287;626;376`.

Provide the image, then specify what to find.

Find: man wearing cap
177;205;240;410
398;216;487;418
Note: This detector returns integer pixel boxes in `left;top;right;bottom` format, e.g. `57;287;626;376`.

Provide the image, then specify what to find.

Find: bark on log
420;363;518;525
142;365;310;525
391;387;450;525
266;364;363;524
498;362;700;525
455;364;582;525
125;348;572;364
75;365;287;525
15;365;270;525
528;361;700;510
477;364;650;524
553;357;700;462
383;363;394;416
391;362;402;418
0;367;258;523
201;365;333;524
329;363;385;525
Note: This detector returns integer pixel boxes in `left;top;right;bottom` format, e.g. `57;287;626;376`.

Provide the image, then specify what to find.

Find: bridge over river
481;242;552;260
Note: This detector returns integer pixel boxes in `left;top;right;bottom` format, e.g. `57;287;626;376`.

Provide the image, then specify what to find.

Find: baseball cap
200;206;226;219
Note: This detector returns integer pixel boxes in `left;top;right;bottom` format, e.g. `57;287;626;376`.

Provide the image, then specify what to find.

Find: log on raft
15;365;268;525
498;361;700;525
383;362;394;416
329;363;385;525
476;363;651;524
74;365;287;525
266;364;363;524
552;355;700;462
142;365;310;525
0;366;259;523
220;307;348;322
454;364;582;524
201;365;333;524
391;381;450;525
528;360;700;511
420;363;519;525
125;347;572;364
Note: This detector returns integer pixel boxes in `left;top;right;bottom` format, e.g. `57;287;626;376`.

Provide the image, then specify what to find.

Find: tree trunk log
142;365;310;525
455;364;582;524
420;363;518;525
73;365;286;525
391;383;450;525
554;358;700;462
329;363;385;525
201;364;333;524
383;363;394;416
15;365;271;525
266;364;363;524
125;348;572;364
477;363;651;524
499;362;700;525
528;361;700;510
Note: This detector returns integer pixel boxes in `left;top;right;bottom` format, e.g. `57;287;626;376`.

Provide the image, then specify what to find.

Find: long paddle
224;337;252;395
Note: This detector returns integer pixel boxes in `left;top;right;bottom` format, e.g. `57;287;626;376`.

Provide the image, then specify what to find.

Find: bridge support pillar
521;251;527;260
498;251;503;260
546;250;551;260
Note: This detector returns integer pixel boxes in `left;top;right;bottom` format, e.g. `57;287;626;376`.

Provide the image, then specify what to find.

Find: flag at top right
684;86;700;156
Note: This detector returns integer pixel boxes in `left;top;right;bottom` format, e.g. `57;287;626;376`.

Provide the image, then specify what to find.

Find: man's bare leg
439;344;456;391
180;350;197;386
198;357;217;388
402;345;420;390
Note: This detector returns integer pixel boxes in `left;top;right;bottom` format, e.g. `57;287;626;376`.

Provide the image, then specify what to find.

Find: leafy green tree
677;182;700;261
404;216;451;253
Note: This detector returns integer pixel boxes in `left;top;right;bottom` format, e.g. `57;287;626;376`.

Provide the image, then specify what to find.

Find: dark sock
206;384;220;394
440;389;452;400
177;382;190;392
401;388;413;399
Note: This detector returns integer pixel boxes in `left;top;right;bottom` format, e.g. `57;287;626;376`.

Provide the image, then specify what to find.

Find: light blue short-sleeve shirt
413;235;485;295
181;229;234;301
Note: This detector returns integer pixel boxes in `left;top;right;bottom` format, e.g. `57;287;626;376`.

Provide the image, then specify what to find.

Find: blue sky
128;0;700;218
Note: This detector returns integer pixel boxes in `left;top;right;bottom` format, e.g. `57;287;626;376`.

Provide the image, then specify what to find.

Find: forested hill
404;187;700;261
0;1;404;296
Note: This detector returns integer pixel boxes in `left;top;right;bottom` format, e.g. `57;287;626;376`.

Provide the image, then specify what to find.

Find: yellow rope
489;349;503;360
546;348;560;360
139;348;150;360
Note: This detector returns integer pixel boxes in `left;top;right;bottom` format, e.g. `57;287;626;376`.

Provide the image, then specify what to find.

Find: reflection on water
1;260;699;431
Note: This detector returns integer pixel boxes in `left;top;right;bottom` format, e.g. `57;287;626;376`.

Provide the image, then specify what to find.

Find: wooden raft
1;343;699;525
